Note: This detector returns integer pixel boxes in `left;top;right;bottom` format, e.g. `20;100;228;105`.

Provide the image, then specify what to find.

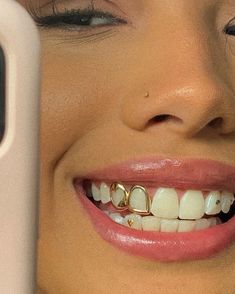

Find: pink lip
73;157;235;262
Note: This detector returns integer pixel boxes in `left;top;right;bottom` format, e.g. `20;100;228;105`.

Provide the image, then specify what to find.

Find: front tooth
110;182;128;209
150;188;179;219
91;183;101;201
204;191;221;215
109;213;124;224
128;185;150;214
160;219;179;232
142;216;161;231
178;220;195;232
100;182;111;204
195;218;210;230
123;214;142;230
179;190;204;220
221;191;234;213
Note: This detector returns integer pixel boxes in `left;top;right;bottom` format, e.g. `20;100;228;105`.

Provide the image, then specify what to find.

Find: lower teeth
105;211;221;232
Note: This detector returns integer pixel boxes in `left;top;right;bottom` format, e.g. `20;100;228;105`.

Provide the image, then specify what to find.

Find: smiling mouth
73;156;235;262
82;180;235;232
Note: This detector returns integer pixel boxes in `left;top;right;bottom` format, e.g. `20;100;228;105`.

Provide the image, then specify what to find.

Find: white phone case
0;1;41;293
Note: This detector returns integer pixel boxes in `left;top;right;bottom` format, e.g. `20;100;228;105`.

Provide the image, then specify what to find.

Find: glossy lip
73;157;235;262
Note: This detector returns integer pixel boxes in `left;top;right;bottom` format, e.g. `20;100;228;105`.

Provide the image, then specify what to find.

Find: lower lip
74;184;235;262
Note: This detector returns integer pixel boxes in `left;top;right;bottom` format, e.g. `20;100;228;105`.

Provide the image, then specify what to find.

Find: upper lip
77;156;235;192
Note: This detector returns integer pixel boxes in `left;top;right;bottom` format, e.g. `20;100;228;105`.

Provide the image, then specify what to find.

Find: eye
224;17;235;36
31;8;127;30
225;25;235;36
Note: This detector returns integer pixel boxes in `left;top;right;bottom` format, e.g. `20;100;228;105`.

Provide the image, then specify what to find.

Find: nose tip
121;80;235;138
119;10;235;139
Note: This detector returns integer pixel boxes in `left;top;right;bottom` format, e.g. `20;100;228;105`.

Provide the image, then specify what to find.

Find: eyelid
31;7;128;30
223;16;235;28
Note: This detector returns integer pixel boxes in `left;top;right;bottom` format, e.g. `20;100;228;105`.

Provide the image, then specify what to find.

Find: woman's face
18;0;235;293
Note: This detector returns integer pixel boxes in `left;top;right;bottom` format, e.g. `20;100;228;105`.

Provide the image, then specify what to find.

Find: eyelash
31;6;235;38
31;8;127;30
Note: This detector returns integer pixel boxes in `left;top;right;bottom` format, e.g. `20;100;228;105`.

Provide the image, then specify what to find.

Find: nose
121;18;235;138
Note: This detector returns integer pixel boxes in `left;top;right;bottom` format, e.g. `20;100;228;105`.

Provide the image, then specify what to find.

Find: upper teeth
110;182;128;209
90;182;234;220
221;191;234;213
128;185;151;215
179;190;204;220
150;188;179;219
91;183;101;201
100;182;111;204
204;191;221;215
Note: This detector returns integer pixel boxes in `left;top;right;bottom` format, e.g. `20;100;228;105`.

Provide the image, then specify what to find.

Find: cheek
40;53;103;159
39;47;134;165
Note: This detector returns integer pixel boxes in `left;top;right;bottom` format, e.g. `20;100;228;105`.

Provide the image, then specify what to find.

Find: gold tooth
127;185;151;216
110;182;152;215
110;182;128;211
127;219;134;227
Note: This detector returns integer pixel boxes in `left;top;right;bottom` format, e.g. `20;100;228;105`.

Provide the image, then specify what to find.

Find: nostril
152;114;170;123
208;117;223;129
149;114;182;125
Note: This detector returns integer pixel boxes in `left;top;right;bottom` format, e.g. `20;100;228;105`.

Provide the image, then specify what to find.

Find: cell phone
0;1;41;293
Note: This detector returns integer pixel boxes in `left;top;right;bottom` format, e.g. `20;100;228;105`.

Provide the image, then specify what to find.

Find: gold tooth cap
127;185;151;215
110;182;128;210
